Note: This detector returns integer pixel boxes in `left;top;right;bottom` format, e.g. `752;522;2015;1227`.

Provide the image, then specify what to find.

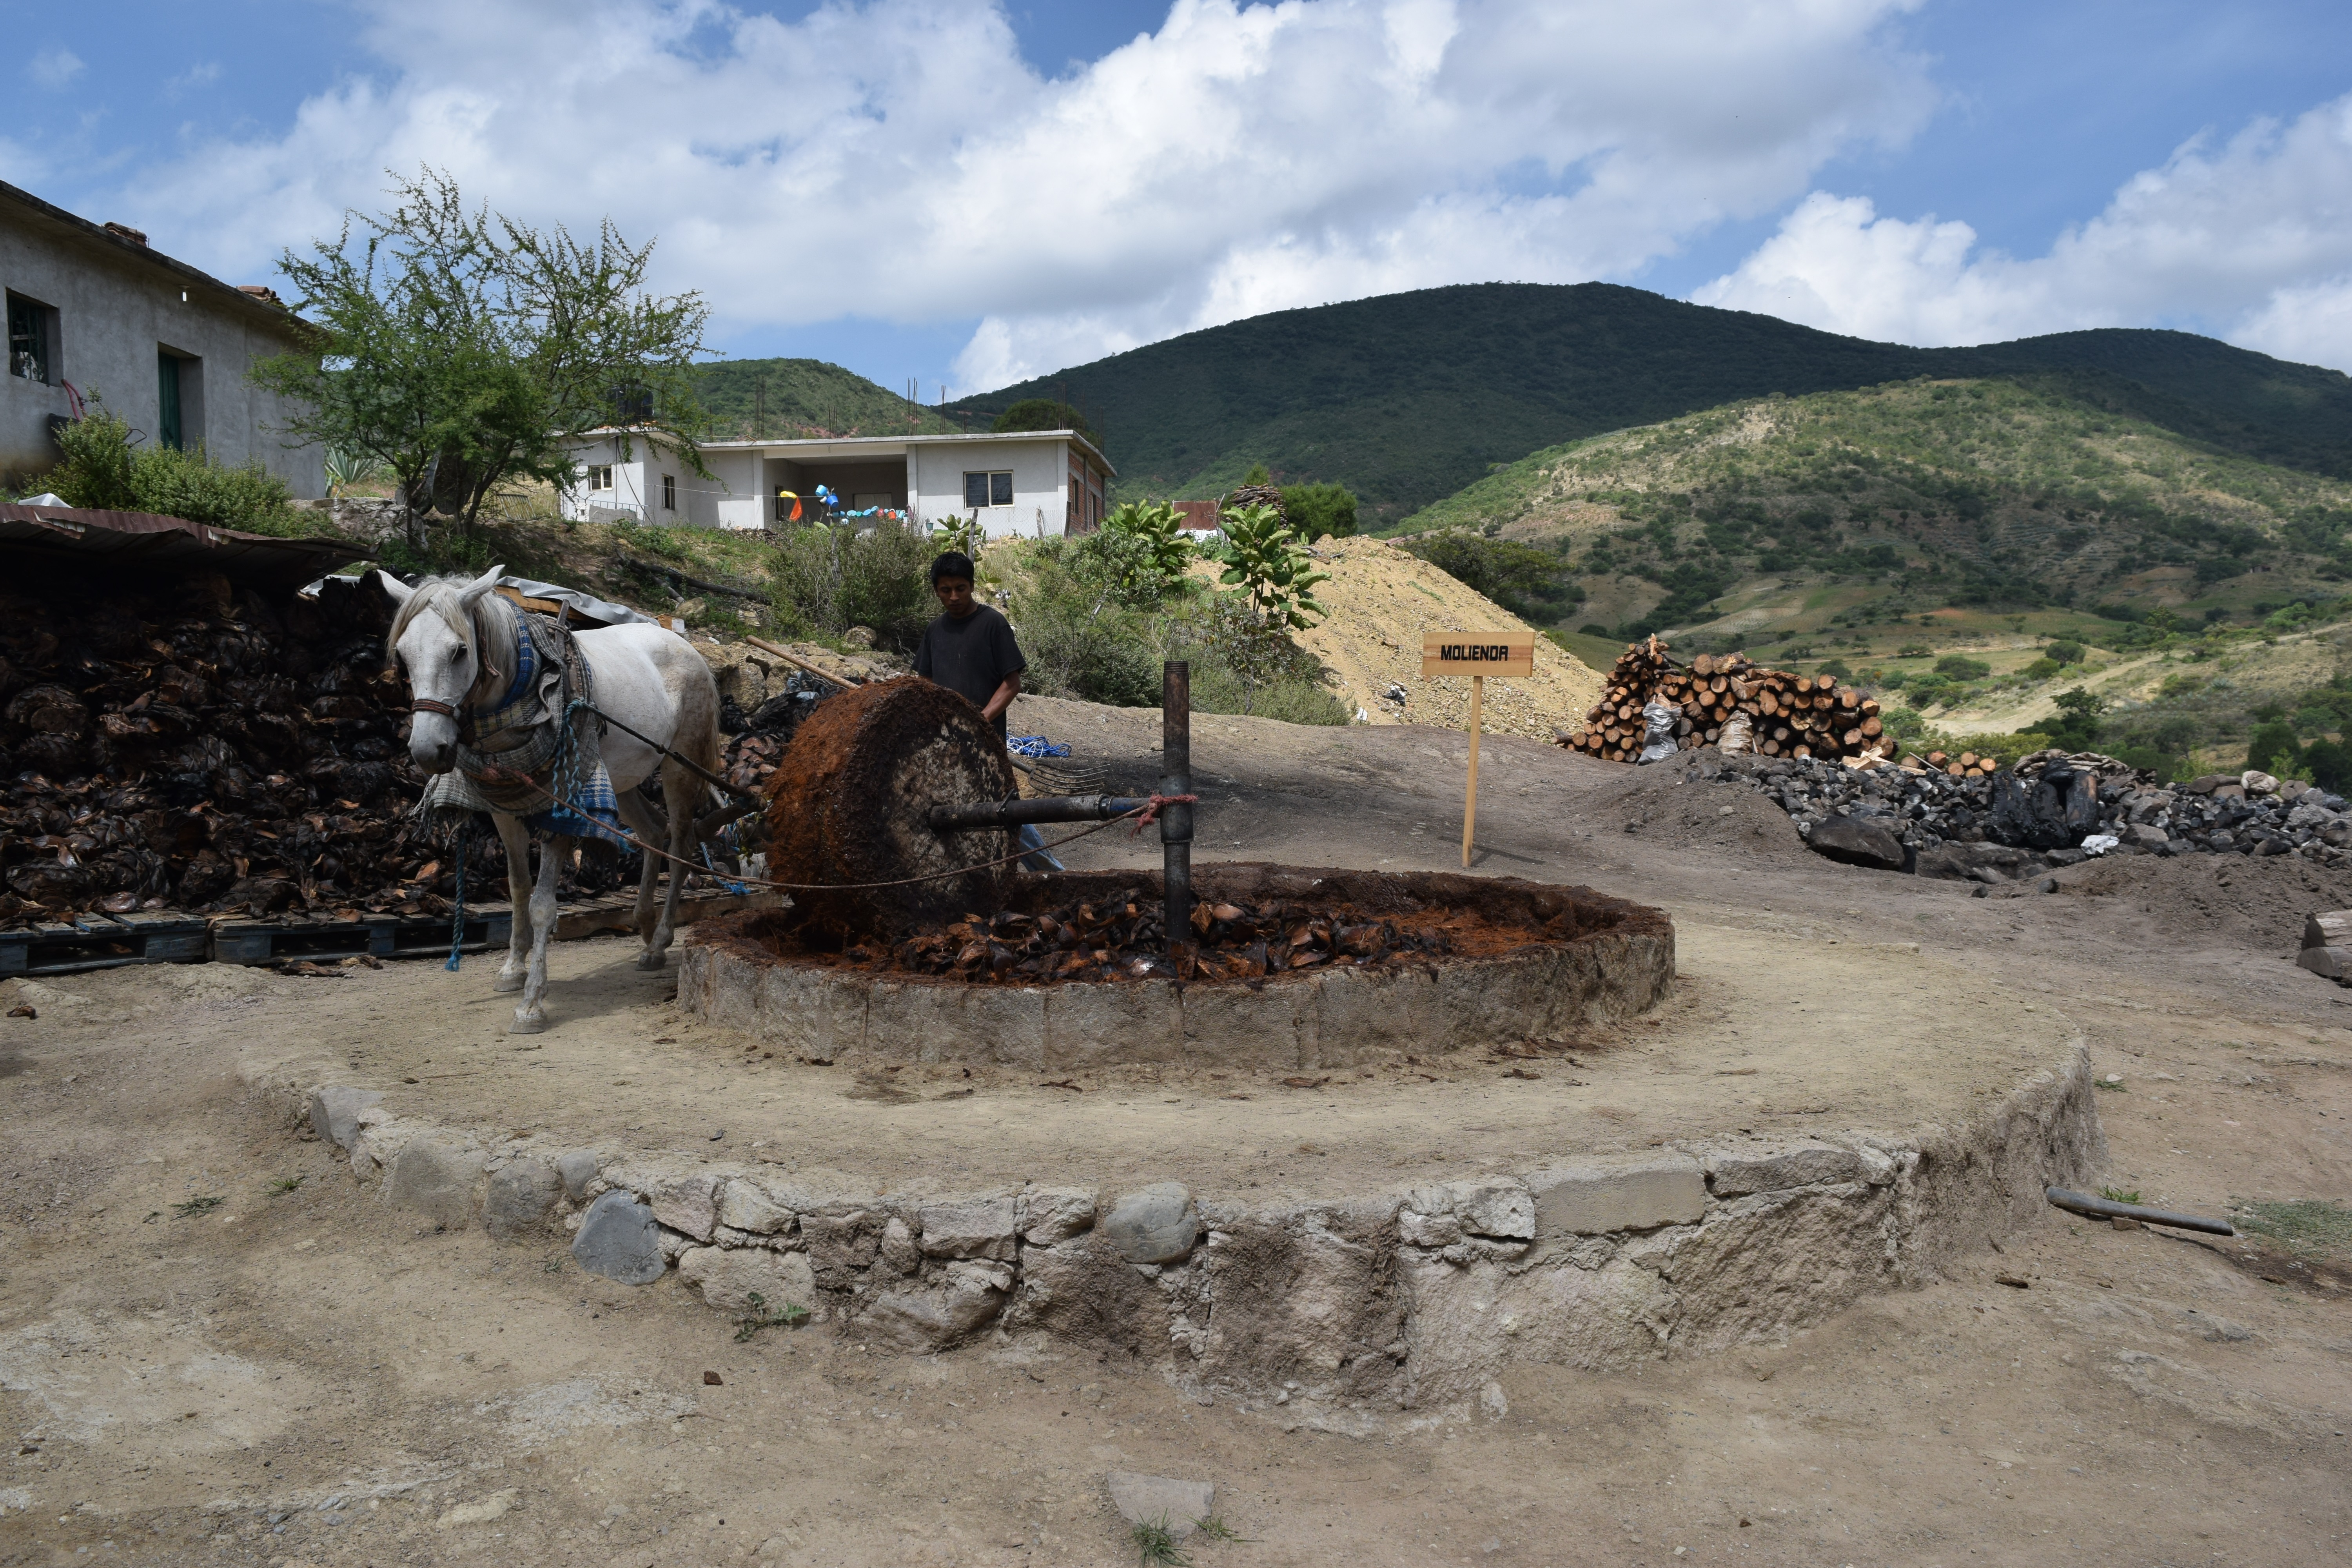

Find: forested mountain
953;283;2352;523
687;357;964;441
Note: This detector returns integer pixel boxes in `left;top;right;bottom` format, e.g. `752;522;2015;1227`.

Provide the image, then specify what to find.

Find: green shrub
769;523;931;649
1817;659;1853;680
1081;500;1198;608
1895;642;1932;658
1281;481;1359;539
2247;718;2302;774
44;401;322;537
990;398;1094;442
1934;654;1991;680
1405;530;1582;621
1166;597;1348;724
2043;639;2083;665
1927;731;2053;768
1215;502;1328;631
2022;657;2062;681
2109;744;2189;784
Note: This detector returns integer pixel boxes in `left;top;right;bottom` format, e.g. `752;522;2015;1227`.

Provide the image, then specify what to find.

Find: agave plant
322;444;384;498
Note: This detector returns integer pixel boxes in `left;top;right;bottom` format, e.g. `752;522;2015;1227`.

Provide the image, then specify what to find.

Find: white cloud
98;0;1935;388
28;48;84;88
1697;93;2352;372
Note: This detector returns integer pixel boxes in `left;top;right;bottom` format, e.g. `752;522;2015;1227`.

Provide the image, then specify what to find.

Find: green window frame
157;351;183;450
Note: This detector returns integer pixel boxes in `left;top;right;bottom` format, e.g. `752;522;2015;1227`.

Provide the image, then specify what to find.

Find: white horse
380;564;722;1033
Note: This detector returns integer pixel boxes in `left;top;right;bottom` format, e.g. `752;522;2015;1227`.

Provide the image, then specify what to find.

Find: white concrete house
557;429;1114;537
0;180;321;494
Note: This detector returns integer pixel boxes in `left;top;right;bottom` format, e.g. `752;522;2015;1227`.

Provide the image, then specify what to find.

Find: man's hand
982;672;1020;724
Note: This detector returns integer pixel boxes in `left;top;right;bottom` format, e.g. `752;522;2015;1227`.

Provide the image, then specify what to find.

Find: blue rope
700;841;750;895
445;819;472;971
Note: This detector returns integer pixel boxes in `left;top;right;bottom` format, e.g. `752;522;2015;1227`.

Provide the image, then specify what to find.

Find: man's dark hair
931;551;975;586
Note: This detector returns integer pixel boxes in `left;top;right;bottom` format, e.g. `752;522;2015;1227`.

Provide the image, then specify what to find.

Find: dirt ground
4;694;2348;1567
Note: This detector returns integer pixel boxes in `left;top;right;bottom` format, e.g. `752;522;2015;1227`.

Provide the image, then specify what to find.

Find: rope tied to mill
1126;793;1199;835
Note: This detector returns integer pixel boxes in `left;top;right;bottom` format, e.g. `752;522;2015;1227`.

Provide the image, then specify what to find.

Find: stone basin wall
279;1046;2102;1432
678;867;1678;1069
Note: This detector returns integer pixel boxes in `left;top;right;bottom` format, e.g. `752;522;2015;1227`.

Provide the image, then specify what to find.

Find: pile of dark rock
1688;747;2350;884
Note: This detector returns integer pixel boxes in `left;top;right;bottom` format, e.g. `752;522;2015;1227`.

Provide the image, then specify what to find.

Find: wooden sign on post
1422;634;1537;866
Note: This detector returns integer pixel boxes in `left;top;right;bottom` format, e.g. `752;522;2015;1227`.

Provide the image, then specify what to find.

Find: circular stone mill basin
281;865;2102;1429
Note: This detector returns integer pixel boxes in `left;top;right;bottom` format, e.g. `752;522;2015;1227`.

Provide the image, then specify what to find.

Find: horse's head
379;563;505;775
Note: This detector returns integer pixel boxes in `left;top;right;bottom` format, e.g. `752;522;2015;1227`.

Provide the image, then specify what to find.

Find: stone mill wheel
760;677;1019;939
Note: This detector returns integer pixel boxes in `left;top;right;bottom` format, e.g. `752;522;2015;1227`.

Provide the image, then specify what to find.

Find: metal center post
922;660;1195;967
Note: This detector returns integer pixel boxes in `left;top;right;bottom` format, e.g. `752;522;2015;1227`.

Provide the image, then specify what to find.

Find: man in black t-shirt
914;551;1025;741
915;550;1058;869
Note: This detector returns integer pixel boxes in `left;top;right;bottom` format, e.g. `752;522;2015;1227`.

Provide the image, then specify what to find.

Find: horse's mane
383;574;491;672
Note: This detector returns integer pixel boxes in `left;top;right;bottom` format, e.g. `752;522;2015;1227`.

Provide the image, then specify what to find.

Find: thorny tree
252;169;713;546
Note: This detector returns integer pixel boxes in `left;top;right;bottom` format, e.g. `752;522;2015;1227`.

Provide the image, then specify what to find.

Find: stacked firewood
1562;637;1896;764
1918;749;2000;780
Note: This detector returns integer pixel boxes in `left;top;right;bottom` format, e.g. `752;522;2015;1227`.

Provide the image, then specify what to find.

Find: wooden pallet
0;912;211;978
3;887;777;974
207;909;515;966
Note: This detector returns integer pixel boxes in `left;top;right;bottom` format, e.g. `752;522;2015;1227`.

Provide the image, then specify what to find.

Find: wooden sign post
1422;633;1537;867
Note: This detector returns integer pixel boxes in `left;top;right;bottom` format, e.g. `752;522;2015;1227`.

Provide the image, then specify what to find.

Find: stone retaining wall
272;1045;2103;1430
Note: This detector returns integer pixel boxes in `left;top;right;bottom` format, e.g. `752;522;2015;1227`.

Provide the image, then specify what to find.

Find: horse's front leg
491;812;534;994
511;832;569;1034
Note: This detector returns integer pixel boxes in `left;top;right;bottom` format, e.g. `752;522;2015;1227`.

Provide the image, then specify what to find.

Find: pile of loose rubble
1694;746;2350;881
1563;637;1896;764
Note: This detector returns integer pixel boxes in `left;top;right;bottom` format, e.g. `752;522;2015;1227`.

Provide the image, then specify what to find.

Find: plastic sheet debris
1637;699;1680;764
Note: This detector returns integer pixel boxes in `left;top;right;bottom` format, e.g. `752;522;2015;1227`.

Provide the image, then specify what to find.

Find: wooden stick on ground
742;634;867;689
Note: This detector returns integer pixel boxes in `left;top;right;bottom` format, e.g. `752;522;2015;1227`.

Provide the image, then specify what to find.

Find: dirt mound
2060;851;2352;953
1281;537;1603;739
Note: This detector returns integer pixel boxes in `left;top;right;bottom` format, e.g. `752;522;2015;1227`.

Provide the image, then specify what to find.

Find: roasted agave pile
858;894;1462;984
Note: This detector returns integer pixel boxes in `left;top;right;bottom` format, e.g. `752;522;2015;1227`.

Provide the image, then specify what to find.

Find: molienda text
1434;644;1518;661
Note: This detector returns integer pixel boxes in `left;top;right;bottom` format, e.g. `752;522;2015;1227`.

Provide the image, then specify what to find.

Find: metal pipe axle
927;795;1155;831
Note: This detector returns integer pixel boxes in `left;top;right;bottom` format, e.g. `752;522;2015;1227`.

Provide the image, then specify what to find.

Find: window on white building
7;292;54;384
964;470;1013;508
662;475;677;511
587;465;613;491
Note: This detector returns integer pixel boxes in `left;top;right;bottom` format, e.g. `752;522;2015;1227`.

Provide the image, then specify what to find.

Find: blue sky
10;1;2352;392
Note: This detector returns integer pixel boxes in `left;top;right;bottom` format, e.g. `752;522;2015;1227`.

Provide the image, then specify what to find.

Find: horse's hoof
635;949;669;971
509;1010;547;1035
492;970;526;994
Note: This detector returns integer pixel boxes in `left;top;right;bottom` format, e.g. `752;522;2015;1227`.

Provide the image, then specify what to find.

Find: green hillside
1387;375;2352;777
1393;376;2352;632
689;357;964;440
951;283;2352;523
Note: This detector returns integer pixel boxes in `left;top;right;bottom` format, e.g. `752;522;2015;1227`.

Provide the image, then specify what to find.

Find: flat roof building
1;180;321;495
558;428;1114;537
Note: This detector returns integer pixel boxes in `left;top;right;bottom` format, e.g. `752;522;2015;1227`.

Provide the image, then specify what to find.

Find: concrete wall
0;200;322;495
910;437;1073;539
557;434;722;526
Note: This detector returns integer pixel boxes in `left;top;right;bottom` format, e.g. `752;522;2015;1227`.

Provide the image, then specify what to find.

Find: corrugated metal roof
0;503;367;591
